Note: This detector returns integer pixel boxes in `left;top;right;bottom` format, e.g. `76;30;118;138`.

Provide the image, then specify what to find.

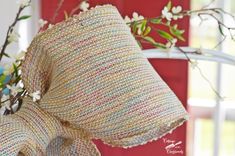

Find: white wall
0;0;40;65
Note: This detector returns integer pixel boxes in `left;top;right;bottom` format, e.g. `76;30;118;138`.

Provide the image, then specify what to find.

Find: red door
41;1;189;155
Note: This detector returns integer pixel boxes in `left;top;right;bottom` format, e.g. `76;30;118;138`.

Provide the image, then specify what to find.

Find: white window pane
194;119;213;156
220;120;235;156
221;64;235;101
189;61;217;100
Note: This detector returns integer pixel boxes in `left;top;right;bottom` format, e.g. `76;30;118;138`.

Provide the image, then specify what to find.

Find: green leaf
143;26;151;36
166;21;171;26
132;22;139;34
18;15;31;20
143;36;156;44
14;75;21;84
136;40;143;49
167;1;172;10
178;30;185;34
0;75;6;85
13;63;18;77
153;42;167;49
142;36;166;49
150;18;162;24
169;27;185;41
169;27;178;35
176;35;185;41
141;20;147;32
218;24;225;36
157;30;173;40
169;27;174;34
173;24;178;29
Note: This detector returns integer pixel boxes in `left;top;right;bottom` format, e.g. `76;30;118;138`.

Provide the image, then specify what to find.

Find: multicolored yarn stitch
0;97;99;156
0;5;188;156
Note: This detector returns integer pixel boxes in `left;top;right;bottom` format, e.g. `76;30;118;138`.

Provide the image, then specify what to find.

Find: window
187;0;235;156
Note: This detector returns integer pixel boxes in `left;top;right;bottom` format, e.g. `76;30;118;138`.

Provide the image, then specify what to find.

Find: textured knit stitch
22;5;188;148
0;97;100;156
0;4;188;156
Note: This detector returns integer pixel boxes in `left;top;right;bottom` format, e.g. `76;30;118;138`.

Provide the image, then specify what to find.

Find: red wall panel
41;1;189;155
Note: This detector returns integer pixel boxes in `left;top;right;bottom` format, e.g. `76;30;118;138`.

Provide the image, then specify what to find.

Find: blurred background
0;0;235;156
188;0;235;156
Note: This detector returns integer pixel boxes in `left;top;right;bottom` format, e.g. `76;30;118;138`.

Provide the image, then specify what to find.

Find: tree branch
0;6;25;60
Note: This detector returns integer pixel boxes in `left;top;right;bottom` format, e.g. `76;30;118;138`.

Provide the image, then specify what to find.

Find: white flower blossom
12;101;19;113
137;27;142;35
18;0;30;8
172;38;178;46
166;42;171;49
38;19;48;28
124;12;144;23
8;30;20;43
191;60;198;69
29;91;41;102
15;50;26;60
173;15;183;20
196;46;204;54
166;38;178;49
124;16;131;23
48;24;54;29
172;6;182;14
8;51;26;61
18;80;24;88
132;12;144;21
3;64;14;75
162;7;173;21
172;6;183;20
0;107;6;115
1;95;10;107
6;84;23;96
0;95;10;115
80;1;90;12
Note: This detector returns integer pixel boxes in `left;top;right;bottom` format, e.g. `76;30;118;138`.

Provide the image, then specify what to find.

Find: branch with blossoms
0;0;39;115
124;1;235;50
122;1;234;98
1;0;235;115
0;0;86;115
0;0;31;60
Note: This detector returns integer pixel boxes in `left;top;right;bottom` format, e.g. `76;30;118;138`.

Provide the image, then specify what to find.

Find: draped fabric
0;5;188;155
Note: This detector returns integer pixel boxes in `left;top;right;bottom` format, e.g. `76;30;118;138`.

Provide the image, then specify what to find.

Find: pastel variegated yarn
0;97;100;156
21;4;188;150
0;114;37;155
0;5;188;156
